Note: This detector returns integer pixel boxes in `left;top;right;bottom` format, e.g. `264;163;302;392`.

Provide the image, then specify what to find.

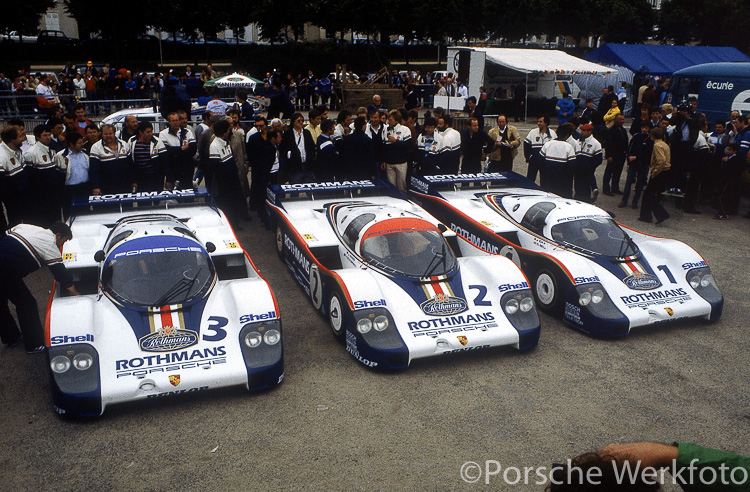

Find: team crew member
524;115;556;183
281;112;316;184
89;124;132;195
574;123;603;202
382;109;412;194
639;128;671;224
128;121;171;192
487;115;521;172
117;114;139;143
159;112;197;188
460;117;494;174
24;124;60;226
437;115;462;174
315;119;337;181
364;110;386;174
0;222;78;353
415;116;444;175
539;123;577;198
341;116;376;180
0;126;32;226
209;119;247;227
55;132;91;218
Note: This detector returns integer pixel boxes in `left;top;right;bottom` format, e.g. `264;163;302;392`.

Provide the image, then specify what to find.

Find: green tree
0;0;55;40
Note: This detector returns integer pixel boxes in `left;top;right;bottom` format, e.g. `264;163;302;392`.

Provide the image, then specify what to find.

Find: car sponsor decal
564;302;583;325
408;311;497;337
116;346;227;375
140;305;199;352
146;386;209;398
62;252;77;262
450;223;500;253
665;307;674;317
50;334;94;345
88;189;198;202
345;331;378;367
619;288;691;309
618;259;662;290
239;311;277;324
223;240;239;249
420;278;468;316
169;374;180;386
457;336;468;346
682;260;707;270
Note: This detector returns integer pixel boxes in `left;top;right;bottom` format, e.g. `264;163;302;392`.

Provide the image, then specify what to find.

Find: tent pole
524;72;528;122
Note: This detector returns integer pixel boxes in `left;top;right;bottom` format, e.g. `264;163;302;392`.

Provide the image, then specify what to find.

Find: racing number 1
657;265;677;284
204;316;228;341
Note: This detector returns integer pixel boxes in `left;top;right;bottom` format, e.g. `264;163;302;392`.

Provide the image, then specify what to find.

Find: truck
666;62;750;124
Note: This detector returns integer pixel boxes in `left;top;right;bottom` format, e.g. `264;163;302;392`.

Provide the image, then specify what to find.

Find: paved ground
1;147;748;491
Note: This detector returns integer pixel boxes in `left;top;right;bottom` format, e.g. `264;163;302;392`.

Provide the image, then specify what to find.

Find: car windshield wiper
616;233;637;258
153;268;203;306
422;243;448;278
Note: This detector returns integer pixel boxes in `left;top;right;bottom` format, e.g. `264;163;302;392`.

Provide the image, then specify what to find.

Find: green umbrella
203;72;262;90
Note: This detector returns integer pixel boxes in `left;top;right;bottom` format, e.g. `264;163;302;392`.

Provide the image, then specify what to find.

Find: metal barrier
0;90;156;119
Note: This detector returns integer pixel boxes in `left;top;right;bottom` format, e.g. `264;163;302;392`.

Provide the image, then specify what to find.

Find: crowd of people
540;86;750;223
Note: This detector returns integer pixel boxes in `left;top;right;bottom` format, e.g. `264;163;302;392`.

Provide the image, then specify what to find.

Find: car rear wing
69;188;219;222
409;172;541;197
267;179;402;208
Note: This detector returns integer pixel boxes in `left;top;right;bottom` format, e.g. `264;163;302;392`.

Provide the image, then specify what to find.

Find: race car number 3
204;316;228;341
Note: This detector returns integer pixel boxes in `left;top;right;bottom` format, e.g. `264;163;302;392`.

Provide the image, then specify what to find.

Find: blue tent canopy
583;44;750;77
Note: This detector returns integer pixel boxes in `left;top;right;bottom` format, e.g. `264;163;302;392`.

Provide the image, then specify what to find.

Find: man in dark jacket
460;117;494;174
603;114;629;195
281;112;315;184
341;116;376;180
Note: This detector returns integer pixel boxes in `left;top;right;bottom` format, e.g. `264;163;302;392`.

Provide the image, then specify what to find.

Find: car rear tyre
534;269;563;315
328;291;345;342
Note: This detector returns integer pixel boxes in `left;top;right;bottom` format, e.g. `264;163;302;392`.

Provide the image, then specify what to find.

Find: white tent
452;47;618;118
474;47;618;75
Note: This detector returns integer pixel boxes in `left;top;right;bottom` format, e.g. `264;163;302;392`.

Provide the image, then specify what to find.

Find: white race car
46;189;283;417
266;180;540;370
409;173;723;338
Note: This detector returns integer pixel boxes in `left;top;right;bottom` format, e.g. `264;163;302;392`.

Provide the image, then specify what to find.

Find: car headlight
73;353;93;370
504;298;519;314
357;318;372;334
373;315;388;331
685;266;722;305
579;291;591;306
245;331;262;348
263;329;281;345
520;297;534;312
51;355;71;374
500;289;539;332
592;290;604;304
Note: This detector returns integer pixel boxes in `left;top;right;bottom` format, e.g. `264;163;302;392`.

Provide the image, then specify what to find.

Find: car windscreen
550;217;639;257
361;228;457;277
102;250;215;306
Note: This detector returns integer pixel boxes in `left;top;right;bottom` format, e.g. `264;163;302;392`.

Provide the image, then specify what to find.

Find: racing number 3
204;316;228;341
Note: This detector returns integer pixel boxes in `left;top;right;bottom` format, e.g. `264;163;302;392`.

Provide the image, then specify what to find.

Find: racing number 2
469;285;492;306
204;316;228;341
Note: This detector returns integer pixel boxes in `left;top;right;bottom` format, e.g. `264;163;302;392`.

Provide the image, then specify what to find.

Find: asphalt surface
1;144;749;491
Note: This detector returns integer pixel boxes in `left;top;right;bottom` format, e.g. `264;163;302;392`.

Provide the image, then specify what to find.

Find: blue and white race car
409;173;723;338
46;189;283;417
266;180;540;370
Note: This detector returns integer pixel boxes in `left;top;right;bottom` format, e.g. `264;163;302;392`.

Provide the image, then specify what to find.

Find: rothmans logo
623;272;662;291
420;294;468;316
140;326;198;352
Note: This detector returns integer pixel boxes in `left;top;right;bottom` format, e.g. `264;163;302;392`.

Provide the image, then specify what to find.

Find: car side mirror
94;250;105;262
205;242;216;253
